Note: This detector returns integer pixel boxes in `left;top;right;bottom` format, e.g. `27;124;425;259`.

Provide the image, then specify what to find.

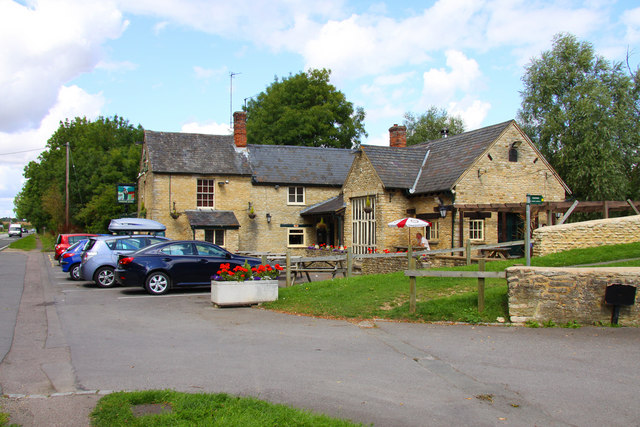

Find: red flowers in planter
215;262;283;282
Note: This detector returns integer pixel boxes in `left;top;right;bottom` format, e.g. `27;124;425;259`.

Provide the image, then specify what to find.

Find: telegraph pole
65;141;70;233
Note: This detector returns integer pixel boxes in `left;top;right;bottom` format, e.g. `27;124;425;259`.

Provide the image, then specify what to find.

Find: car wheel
145;272;170;295
94;266;116;288
69;264;81;281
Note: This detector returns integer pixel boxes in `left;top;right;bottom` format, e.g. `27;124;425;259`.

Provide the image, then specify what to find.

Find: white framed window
469;219;484;241
288;186;305;205
428;221;440;240
197;179;215;207
287;228;305;247
205;229;225;247
351;196;376;254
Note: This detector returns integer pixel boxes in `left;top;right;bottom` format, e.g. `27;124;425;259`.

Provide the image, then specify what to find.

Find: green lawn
90;390;360;427
263;242;640;324
7;234;37;251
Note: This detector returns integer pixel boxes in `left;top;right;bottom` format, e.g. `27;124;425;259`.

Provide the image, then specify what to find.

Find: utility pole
65;141;70;233
230;72;241;129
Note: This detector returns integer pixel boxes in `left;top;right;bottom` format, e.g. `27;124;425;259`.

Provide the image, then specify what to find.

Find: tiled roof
145;131;251;175
300;194;345;215
362;120;513;194
185;210;240;228
248;145;354;186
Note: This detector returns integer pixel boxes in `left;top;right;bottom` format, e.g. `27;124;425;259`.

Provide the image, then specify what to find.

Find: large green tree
518;33;640;201
245;68;367;148
403;106;465;145
14;116;143;233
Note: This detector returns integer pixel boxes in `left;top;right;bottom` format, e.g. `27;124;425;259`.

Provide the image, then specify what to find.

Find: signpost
525;194;544;266
117;183;136;216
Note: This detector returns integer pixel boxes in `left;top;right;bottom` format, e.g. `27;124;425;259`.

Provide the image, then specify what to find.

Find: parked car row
56;221;265;296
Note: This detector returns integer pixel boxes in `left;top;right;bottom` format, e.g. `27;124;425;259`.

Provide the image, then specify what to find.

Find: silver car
79;235;169;287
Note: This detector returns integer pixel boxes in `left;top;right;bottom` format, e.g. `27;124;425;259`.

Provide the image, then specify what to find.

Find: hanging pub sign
117;183;136;204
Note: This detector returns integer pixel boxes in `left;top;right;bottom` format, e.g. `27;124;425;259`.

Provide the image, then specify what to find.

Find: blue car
60;239;88;280
115;240;262;295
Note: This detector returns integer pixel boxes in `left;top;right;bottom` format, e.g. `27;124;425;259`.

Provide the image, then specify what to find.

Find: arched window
509;142;520;162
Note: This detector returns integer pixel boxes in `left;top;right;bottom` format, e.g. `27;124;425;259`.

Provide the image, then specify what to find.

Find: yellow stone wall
139;166;341;253
533;215;640;256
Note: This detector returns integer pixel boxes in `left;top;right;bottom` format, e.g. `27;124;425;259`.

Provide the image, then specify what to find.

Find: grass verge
91;390;360;427
263;242;640;323
39;232;56;253
7;234;37;251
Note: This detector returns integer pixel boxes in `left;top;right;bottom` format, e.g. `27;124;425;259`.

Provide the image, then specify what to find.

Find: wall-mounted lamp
266;213;272;223
274;185;279;190
439;205;448;218
218;180;229;186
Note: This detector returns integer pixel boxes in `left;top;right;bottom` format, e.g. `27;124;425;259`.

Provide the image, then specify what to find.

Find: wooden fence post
466;239;472;265
285;250;292;287
408;246;416;313
477;259;485;313
346;247;353;278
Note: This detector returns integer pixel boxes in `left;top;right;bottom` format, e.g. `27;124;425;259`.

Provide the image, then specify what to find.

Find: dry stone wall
507;266;640;325
533;215;640;256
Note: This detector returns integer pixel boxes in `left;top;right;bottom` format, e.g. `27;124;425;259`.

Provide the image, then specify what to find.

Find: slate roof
185;210;240;228
300;194;345;216
362;120;513;194
145;131;252;175
248;145;354;186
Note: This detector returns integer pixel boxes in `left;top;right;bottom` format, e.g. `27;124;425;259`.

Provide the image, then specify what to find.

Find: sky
1;0;639;219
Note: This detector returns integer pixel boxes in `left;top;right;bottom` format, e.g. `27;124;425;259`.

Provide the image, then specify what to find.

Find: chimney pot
389;123;407;148
233;111;247;147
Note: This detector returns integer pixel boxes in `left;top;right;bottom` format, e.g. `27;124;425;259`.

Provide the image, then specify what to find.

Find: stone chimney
233;111;247;147
389;124;407;148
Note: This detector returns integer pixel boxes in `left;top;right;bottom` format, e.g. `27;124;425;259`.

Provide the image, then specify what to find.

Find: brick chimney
389;124;407;148
233;111;247;147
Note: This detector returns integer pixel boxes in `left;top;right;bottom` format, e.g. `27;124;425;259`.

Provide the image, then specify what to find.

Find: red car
54;233;98;260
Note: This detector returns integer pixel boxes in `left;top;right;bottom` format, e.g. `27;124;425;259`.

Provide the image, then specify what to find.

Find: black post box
605;284;637;325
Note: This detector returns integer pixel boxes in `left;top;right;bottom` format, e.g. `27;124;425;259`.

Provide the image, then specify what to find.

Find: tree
403;106;465;145
14;116;143;233
245;68;367;148
518;33;640;201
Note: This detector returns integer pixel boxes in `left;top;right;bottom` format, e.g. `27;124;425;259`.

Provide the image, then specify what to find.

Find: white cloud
421;50;482;105
448;98;491;130
96;60;138;72
193;66;227;80
0;0;126;132
0;85;104;218
622;7;640;43
181;121;231;135
154;21;169;35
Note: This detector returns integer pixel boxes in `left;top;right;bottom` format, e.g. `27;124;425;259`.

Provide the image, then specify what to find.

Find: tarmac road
1;247;640;426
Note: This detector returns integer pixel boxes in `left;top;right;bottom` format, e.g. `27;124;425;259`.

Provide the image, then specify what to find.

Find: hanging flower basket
316;217;327;230
363;195;373;213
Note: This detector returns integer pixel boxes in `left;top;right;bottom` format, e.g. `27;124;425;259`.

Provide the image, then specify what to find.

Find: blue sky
1;0;639;218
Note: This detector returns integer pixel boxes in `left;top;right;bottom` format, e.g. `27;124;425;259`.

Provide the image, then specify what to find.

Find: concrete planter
211;280;278;307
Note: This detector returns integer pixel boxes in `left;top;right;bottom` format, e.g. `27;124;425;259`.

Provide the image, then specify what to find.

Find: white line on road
118;293;210;299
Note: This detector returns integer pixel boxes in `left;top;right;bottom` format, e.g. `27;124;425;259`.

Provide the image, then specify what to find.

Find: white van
8;224;22;237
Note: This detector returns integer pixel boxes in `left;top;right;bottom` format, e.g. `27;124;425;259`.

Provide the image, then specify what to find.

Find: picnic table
289;255;346;285
480;247;511;259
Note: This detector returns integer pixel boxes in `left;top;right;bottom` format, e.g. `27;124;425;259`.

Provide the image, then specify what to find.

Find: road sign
528;194;544;204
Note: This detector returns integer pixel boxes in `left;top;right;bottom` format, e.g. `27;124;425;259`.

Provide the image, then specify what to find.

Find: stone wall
532;215;640;256
507;266;640;325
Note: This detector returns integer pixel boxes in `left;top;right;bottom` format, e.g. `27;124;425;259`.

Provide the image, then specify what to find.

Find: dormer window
509;142;521;162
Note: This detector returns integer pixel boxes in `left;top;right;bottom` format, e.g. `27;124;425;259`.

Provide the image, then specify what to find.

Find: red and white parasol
387;217;432;249
387;217;431;228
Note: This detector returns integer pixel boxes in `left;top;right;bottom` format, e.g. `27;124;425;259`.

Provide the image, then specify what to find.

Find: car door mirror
225;253;232;259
